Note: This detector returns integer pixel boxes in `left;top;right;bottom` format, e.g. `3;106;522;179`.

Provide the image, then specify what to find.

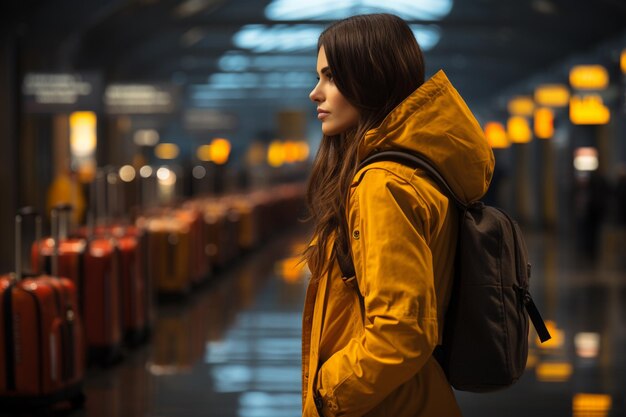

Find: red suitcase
0;207;85;411
106;223;149;346
106;168;152;344
34;205;123;366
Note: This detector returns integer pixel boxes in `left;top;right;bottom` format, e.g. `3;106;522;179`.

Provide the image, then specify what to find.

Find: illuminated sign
484;122;510;149
507;116;531;143
573;394;612;417
534;84;569;107
23;72;101;113
507;96;535;117
265;0;453;21
569;65;609;90
233;23;441;53
574;147;599;172
536;362;572;382
70;112;97;158
570;94;610;125
105;84;179;114
574;332;600;359
534;108;554;139
621;50;626;74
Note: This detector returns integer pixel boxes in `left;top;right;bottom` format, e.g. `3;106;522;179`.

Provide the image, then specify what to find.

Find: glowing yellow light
507;96;535;117
70;111;97;157
534;84;570;107
573;394;612;416
534;108;554;139
484;122;510;149
536;320;564;349
536;362;572;382
507;116;532;143
210;138;231;165
267;140;286;167
197;144;212;162
276;256;305;283
621;50;626;74
570;94;610;125
283;140;300;163
119;165;136;182
297;141;310;161
570;65;609;90
155;143;180;160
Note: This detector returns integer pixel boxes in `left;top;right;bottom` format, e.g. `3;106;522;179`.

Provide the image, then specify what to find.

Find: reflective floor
13;225;626;417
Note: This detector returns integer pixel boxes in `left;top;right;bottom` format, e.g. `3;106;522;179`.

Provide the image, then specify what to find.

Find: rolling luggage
143;215;192;296
0;207;85;411
105;170;151;345
114;228;149;345
35;205;123;366
176;205;210;285
202;201;240;270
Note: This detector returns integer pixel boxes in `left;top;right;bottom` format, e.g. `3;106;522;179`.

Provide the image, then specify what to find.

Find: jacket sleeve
315;168;440;417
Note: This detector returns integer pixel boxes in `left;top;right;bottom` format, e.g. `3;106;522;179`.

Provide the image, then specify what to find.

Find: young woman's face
309;46;360;136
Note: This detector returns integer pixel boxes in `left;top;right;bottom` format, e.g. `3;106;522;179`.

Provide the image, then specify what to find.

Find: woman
302;13;494;417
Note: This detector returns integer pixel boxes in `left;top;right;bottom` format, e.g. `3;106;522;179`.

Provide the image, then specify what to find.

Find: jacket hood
358;70;495;203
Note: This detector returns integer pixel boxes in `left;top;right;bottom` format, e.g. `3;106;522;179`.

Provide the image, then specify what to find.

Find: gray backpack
336;150;551;392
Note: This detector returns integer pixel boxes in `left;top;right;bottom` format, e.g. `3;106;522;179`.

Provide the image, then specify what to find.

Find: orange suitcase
34;205;123;366
0;207;85;412
144;215;191;296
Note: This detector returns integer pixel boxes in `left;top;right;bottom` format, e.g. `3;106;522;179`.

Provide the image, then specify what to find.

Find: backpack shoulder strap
358;150;468;210
337;150;466;281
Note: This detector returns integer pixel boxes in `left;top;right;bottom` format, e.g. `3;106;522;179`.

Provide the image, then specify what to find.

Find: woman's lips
317;110;330;120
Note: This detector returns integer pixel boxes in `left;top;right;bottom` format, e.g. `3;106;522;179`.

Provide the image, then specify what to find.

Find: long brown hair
304;13;426;279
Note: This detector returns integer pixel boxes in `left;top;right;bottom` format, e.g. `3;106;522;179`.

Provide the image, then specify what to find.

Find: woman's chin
321;123;341;136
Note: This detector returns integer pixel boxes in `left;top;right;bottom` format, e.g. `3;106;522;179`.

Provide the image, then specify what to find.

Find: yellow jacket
302;70;495;417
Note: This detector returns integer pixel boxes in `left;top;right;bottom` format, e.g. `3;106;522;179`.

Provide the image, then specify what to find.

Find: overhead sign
507;96;534;117
22;72;101;113
570;94;610;125
104;84;179;114
534;84;569;107
569;65;609;90
183;108;238;131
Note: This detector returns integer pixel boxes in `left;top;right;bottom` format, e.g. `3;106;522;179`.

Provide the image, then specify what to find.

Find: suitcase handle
50;205;73;278
15;207;42;281
53;203;73;240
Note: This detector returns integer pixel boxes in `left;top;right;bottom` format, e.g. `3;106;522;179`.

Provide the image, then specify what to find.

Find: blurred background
0;0;625;416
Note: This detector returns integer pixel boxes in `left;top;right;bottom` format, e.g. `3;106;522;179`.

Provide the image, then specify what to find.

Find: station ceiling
5;0;626;107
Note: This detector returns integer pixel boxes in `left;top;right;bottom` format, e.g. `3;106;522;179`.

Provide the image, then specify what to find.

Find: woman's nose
309;83;323;103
